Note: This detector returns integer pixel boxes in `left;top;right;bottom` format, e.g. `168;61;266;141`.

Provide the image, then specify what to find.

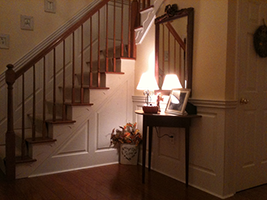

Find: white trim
189;99;238;109
28;161;118;178
132;95;238;109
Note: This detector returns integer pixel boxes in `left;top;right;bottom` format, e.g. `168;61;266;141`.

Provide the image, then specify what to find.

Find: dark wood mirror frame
155;7;194;94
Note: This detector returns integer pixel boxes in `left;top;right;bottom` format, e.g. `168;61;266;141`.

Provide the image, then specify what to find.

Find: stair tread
27;114;75;124
25;137;56;144
46;119;76;124
46;100;94;106
140;5;154;13
88;86;109;89
15;156;37;164
64;102;94;106
58;85;109;89
75;71;124;74
105;72;124;74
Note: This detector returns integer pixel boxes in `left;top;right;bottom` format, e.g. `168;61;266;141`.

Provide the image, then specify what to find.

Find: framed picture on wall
165;89;191;115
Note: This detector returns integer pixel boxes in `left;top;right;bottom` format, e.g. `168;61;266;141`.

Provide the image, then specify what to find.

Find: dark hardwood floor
0;164;266;200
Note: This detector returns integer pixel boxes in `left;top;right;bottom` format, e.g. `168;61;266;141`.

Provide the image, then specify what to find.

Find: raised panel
260;110;267;162
263;59;267;91
242;111;256;167
246;34;258;91
54;121;89;157
190;113;217;175
158;127;182;160
97;84;127;149
248;0;260;23
159;128;184;161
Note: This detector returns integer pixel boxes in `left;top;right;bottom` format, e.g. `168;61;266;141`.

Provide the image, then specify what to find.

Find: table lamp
157;74;183;112
137;72;159;113
162;74;182;90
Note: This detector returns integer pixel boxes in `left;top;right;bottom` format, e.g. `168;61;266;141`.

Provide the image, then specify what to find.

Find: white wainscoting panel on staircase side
0;59;135;179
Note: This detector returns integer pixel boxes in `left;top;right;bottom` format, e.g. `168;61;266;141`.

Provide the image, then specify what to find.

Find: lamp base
142;106;159;113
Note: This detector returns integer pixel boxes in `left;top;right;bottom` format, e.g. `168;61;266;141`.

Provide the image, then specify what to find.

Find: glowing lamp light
137;73;159;113
162;74;182;90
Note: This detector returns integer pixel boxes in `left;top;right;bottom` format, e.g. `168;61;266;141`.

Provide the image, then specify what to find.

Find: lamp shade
162;74;182;90
137;73;159;91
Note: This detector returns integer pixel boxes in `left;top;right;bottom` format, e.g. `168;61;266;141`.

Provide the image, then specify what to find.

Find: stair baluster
80;25;84;103
4;0;152;180
72;32;75;104
98;10;101;87
105;4;109;71
113;0;116;72
32;65;36;141
21;74;26;157
121;0;124;57
62;42;66;120
90;17;93;88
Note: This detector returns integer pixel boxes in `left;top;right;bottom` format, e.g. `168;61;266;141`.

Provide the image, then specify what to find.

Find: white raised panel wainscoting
0;59;135;178
132;96;238;199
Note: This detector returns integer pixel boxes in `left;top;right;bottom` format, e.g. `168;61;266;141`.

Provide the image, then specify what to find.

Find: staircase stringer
135;0;164;44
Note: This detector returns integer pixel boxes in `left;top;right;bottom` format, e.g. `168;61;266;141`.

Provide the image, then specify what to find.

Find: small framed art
165;89;191;115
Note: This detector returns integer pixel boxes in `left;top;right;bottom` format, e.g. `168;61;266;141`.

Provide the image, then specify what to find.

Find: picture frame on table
165;89;191;115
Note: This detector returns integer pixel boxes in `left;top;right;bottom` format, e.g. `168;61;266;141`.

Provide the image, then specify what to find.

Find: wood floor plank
37;174;77;200
0;164;266;200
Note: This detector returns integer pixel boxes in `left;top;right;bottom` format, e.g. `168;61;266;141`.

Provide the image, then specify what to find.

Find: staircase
0;0;161;180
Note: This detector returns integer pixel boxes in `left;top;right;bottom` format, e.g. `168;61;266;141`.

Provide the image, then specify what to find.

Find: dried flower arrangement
110;122;142;146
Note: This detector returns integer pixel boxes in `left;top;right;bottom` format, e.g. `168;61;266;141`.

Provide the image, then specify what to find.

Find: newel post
5;64;16;181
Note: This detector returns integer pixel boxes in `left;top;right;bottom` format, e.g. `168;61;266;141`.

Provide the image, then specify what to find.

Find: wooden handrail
15;0;110;80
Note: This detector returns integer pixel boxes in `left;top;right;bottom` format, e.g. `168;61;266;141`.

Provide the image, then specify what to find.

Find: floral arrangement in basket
110;122;142;147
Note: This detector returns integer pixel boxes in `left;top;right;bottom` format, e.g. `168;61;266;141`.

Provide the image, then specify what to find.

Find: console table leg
148;126;153;171
142;116;147;183
185;127;189;187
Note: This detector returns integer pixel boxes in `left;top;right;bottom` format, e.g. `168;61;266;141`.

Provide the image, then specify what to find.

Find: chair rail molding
132;96;238;109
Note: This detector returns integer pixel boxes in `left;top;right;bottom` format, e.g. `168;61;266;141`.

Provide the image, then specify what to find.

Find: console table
135;110;201;186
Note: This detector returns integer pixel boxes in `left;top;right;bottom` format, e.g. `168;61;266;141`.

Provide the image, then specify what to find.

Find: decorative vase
120;144;139;165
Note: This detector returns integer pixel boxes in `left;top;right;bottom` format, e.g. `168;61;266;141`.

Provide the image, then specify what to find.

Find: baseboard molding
28;161;118;178
189;183;235;199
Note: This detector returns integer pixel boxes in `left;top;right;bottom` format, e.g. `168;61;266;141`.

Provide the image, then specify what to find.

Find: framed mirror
155;7;194;93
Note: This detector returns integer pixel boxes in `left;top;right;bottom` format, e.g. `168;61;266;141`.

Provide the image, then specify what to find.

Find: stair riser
101;44;128;58
14;129;43;157
27;116;47;133
75;73;106;88
58;87;90;103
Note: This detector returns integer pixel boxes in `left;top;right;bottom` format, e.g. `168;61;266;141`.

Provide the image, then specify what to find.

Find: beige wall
135;0;237;100
0;0;93;74
1;0;237;100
